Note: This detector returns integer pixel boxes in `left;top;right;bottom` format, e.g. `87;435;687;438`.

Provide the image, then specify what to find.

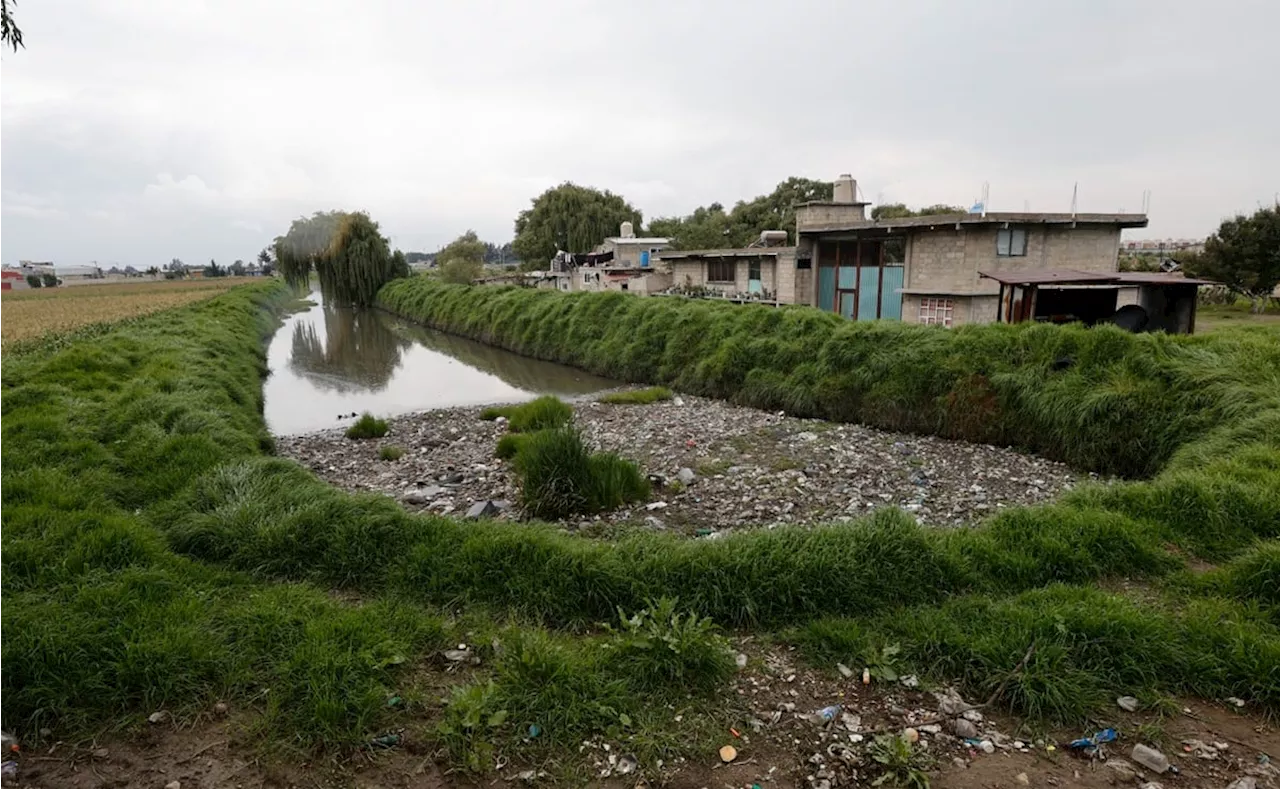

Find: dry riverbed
278;392;1098;534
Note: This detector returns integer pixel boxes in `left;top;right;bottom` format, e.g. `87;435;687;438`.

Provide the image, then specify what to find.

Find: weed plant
480;395;573;432
345;412;389;439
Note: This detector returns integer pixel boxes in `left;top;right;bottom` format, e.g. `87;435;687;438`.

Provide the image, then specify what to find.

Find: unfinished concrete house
657;231;803;304
537;222;674;296
794;174;1206;331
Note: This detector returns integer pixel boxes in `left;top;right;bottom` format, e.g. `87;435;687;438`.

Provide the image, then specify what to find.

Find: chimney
832;174;857;204
620;221;635;239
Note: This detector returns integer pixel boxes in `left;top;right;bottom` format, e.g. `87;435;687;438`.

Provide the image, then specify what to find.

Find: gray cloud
3;0;1276;267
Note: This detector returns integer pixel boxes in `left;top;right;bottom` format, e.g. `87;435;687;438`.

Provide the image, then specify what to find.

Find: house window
996;227;1028;257
919;298;954;327
582;272;591;284
707;259;735;283
748;259;761;281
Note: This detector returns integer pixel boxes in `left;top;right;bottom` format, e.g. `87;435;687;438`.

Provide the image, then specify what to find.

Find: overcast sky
3;0;1276;267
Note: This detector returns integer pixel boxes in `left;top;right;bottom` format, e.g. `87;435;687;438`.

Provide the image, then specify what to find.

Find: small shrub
480;396;573;432
602;598;734;695
587;453;650;509
599;387;674;405
868;733;932;788
345;412;389;440
379;445;405;461
515;427;593;519
494;433;529;460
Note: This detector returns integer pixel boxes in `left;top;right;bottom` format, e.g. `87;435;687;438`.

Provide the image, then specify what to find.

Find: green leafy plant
378;445;405;461
869;733;931;788
865;643;903;682
601;598;734;694
345;412;389;440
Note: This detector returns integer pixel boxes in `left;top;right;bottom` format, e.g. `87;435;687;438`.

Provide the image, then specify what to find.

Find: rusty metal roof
979;269;1214;287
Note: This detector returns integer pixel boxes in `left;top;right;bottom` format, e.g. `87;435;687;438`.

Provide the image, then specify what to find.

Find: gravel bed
276;393;1100;535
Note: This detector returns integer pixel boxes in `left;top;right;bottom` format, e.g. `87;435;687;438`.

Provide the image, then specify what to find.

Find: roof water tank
620;221;635;238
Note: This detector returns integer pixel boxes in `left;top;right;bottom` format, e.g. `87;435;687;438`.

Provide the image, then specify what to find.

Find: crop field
0;277;257;350
3;277;1278;787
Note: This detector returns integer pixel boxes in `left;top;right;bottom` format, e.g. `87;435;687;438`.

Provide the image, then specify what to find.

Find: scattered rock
903;727;919;743
465;500;501;519
1016;773;1030;786
1226;697;1247;708
279;396;1093;534
951;719;979;739
1106;759;1139;782
91;748;109;759
900;674;920;688
212;702;229;716
164;782;181;789
1226;779;1257;789
147;711;169;725
735;653;748;669
1117;695;1139;712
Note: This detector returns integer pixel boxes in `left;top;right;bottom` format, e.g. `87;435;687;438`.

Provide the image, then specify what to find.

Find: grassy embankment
372;280;1280;714
2;282;740;765
4;277;1279;765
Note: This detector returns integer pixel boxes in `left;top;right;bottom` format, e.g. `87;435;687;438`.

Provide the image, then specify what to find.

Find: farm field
0;277;260;350
3;279;1279;788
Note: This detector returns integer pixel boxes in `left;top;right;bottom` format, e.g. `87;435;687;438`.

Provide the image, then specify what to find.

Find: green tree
25;274;41;289
273;211;408;306
1182;206;1280;313
230;259;247;277
204;259;225;278
437;230;487;284
650;178;835;250
40;272;58;287
2;0;23;51
512;183;642;270
870;202;966;220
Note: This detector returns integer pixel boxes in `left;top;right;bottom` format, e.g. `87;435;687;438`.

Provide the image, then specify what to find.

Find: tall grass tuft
480;395;574;432
599;386;674;405
345;412;389;439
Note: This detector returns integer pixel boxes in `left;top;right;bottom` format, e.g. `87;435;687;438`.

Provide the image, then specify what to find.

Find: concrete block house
794;174;1173;327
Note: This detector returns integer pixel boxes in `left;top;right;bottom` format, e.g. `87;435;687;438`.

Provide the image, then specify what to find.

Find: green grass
480;395;573;432
345;412;389;439
6;276;1280;762
378;444;406;461
512;427;649;518
494;432;529;460
598;386;674;405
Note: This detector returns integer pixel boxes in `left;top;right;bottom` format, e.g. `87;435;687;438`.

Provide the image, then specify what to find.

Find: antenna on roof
982;182;989;217
1141;190;1151;214
1070;183;1079;217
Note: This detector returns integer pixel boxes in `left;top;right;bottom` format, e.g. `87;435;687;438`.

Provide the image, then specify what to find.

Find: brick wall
796;203;866;230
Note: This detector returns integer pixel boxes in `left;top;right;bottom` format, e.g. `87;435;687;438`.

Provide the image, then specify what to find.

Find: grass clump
378;444;405;461
479;395;572;432
513;428;649;519
494;432;529;460
345;412;389;439
438;600;730;771
599;386;674;405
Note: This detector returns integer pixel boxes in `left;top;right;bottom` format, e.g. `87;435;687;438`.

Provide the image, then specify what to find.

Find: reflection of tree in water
289;306;411;392
390;319;617;396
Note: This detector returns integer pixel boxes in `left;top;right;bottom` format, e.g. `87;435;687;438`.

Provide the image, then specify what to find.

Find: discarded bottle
1131;744;1171;774
861;668;871;685
370;733;401;749
817;705;842;722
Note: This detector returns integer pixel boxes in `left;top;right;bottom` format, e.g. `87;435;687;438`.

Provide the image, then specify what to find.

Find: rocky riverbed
277;392;1100;535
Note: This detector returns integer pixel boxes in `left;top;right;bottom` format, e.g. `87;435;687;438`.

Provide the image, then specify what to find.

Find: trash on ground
527;724;542;739
369;732;402;749
719;744;738;763
1226;696;1247;708
1131;743;1171;774
1068;727;1117;757
147;711;170;725
1116;695;1139;712
836;663;853;678
1;762;17;782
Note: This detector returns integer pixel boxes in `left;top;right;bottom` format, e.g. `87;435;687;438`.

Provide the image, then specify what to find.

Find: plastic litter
718;744;737;763
1;762;17;782
861;668;871;685
836;663;854;678
1226;696;1247;708
527;724;542;739
370;732;401;749
1068;727;1117;756
813;705;842;724
1116;695;1139;712
0;732;16;754
1131;743;1170;774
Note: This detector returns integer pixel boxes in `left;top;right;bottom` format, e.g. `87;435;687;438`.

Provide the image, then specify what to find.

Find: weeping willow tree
273;211;409;306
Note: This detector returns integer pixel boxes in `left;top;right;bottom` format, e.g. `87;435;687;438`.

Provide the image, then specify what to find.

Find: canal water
263;294;618;435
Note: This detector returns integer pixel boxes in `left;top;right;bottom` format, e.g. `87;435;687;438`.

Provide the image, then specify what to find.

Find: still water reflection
264;294;618;435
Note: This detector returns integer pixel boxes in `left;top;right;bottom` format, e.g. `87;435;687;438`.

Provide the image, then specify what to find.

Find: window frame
996;226;1028;257
918;297;955;327
706;259;736;284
